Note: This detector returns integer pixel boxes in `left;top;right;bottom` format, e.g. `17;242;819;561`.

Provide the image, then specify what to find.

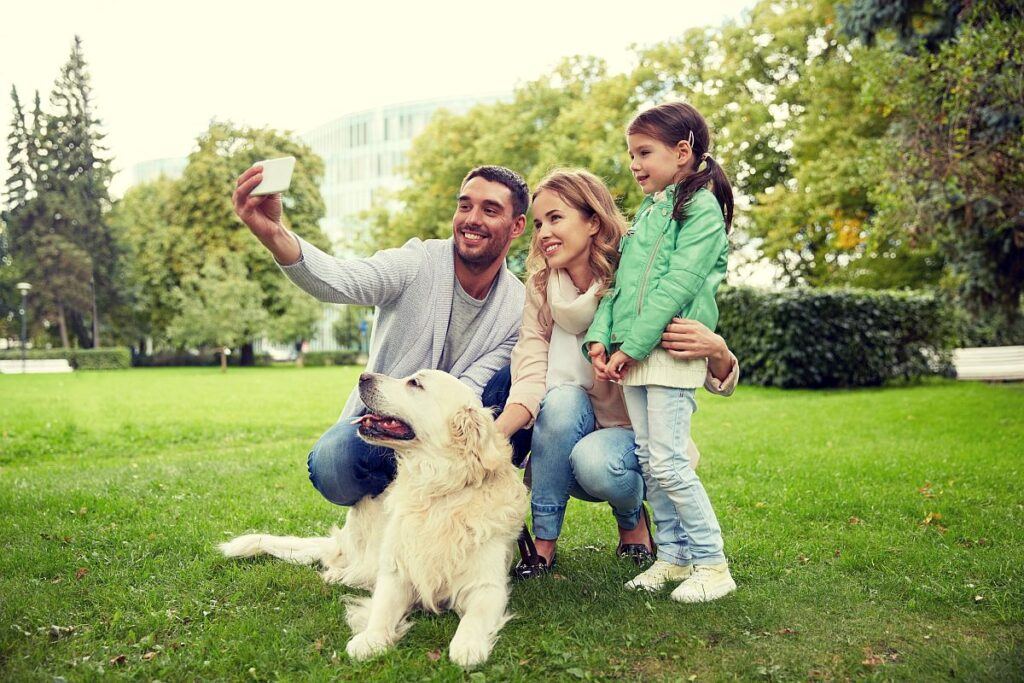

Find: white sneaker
670;562;737;603
625;560;693;591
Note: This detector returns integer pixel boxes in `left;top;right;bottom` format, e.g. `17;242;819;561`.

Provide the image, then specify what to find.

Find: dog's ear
448;405;507;475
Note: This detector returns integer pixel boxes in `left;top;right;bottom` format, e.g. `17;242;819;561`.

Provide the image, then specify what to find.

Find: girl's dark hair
627;102;734;232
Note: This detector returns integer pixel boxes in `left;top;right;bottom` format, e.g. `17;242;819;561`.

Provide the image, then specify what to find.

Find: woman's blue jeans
306;365;531;506
530;384;700;565
528;384;645;539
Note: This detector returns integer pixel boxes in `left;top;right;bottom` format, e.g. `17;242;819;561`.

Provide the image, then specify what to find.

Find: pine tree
42;35;117;347
3;86;32;221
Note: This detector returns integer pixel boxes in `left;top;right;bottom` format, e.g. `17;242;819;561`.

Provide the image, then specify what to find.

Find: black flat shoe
616;502;656;566
512;526;556;580
512;551;557;580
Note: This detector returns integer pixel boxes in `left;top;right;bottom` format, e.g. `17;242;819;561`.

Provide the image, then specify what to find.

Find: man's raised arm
233;165;420;307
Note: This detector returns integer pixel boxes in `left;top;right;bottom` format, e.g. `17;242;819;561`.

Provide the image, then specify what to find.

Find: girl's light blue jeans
622;385;725;566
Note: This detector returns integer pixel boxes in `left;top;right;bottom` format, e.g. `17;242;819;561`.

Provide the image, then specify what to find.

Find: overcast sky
1;0;752;197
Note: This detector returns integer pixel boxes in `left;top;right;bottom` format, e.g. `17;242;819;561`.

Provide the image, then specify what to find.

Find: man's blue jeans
307;365;531;506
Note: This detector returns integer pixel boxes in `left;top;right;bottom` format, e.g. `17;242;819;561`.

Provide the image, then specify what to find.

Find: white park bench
953;346;1024;381
0;358;74;374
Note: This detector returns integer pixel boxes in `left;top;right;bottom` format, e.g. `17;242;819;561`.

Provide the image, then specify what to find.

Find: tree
40;36;117;347
2;37;117;349
333;304;373;350
171;121;330;363
839;0;966;52
264;287;324;365
865;11;1024;342
108;123;331;358
106;176;184;345
166;253;269;371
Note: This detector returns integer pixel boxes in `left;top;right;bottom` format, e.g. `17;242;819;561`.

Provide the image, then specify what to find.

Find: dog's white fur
220;370;528;668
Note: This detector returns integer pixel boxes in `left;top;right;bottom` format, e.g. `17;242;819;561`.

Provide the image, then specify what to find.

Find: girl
496;169;740;579
583;102;736;602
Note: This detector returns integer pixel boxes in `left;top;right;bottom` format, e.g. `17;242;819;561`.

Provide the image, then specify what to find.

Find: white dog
220;370;528;667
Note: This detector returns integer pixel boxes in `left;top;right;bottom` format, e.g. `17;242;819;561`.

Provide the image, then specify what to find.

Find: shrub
69;348;132;370
132;351;273;367
301;351;360;367
0;347;132;370
717;287;955;388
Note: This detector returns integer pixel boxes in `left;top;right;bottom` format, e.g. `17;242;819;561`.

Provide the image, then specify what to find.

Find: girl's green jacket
583;185;729;361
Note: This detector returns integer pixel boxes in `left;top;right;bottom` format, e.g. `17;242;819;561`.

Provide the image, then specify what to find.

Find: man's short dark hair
461;166;530;218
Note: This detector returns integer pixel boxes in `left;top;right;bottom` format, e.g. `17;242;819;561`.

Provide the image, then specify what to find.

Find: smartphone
250;156;296;196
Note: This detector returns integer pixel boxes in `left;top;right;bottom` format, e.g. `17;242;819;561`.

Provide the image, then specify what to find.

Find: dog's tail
219;532;336;565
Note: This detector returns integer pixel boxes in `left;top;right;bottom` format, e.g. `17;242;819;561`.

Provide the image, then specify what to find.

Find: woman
493;169;738;578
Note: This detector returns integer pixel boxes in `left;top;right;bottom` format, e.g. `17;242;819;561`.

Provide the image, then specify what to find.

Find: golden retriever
220;370;528;667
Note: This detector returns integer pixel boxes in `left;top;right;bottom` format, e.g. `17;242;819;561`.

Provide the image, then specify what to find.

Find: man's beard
454;227;509;270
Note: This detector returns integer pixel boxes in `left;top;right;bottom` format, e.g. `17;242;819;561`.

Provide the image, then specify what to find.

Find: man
233;164;530;507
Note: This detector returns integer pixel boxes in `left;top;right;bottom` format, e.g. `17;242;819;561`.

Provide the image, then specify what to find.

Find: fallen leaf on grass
50;577;62;584
109;654;126;666
48;625;75;640
847;516;862;525
973;595;985;603
862;647;900;667
777;628;798;636
957;536;989;548
921;512;942;525
312;638;323;652
75;567;88;580
142;651;158;661
798;554;809;565
426;649;441;661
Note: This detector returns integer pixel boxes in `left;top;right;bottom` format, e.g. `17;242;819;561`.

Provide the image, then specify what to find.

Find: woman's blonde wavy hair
526;169;628;297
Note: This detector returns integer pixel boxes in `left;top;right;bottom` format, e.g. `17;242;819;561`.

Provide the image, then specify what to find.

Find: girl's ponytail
674;152;734;233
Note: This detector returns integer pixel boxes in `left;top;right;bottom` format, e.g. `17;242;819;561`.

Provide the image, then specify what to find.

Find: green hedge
0;347;131;370
717;287;954;388
133;352;274;367
301;351;360;367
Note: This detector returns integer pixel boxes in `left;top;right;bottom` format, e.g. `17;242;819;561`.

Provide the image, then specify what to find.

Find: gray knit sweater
280;236;525;420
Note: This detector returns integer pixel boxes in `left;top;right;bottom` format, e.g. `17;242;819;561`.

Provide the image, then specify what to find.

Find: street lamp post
15;282;31;374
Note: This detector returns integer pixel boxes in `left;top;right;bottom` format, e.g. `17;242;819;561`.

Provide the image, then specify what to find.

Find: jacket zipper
636;231;666;315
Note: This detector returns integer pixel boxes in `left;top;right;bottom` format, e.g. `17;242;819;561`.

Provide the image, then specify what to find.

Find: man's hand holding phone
232;158;301;266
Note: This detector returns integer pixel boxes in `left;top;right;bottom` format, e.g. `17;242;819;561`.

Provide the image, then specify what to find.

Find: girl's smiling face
531;189;598;273
627;132;691;194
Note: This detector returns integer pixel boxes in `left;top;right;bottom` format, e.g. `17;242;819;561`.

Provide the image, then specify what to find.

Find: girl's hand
588;343;610;381
605;350;636;382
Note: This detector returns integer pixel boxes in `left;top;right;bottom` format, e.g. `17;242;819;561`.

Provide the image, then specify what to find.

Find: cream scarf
545;269;602;390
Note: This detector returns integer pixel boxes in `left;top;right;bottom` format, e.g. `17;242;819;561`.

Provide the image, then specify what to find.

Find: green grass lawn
1;368;1022;681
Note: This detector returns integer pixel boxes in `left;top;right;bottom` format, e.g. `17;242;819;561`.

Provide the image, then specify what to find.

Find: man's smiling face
452;177;521;268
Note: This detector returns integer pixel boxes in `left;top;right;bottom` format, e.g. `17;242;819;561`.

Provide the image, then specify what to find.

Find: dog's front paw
448;635;491;668
320;566;347;585
346;631;390;661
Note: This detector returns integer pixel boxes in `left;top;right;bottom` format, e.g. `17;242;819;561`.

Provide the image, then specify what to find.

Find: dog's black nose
359;373;373;386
